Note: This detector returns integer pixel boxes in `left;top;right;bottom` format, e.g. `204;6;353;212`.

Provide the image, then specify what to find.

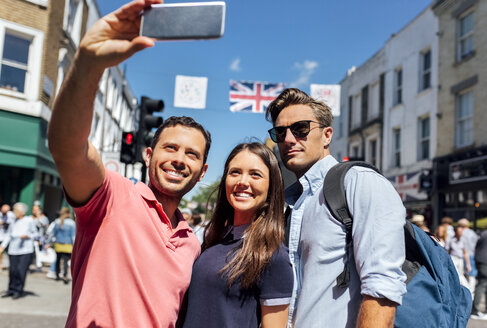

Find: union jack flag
229;80;286;113
386;171;427;202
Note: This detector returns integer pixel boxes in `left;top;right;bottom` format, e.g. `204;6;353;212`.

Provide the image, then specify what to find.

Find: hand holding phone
140;2;226;41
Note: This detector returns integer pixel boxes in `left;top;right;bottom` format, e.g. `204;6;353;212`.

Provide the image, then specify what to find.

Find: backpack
322;161;472;328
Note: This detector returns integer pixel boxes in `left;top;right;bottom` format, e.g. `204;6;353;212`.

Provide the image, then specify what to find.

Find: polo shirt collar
134;182;192;232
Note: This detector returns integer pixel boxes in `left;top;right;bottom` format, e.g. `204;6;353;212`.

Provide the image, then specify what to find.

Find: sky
97;0;432;198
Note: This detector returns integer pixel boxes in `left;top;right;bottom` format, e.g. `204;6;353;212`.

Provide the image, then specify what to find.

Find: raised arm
47;0;160;205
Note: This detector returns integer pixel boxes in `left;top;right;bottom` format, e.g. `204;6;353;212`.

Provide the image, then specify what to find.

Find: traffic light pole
137;96;164;184
141;166;147;184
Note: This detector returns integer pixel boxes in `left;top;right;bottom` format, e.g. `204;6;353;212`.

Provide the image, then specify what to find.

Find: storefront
432;145;487;229
386;170;432;226
0;110;63;219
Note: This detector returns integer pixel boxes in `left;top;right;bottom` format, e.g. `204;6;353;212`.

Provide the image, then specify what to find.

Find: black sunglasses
268;120;325;143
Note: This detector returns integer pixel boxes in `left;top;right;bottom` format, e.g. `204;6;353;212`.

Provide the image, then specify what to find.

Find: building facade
0;0;138;218
331;66;354;163
432;0;487;227
382;6;439;223
336;5;438;224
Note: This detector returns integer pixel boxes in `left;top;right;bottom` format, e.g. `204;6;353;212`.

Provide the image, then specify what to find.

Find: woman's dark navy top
182;224;294;328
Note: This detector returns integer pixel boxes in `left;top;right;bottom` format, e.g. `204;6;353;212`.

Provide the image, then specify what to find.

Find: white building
338;5;438;217
382;6;438;215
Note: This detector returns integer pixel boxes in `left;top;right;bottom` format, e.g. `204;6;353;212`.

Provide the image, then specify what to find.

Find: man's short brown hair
266;88;333;127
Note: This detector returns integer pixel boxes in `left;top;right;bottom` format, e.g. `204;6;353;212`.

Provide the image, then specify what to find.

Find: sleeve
0;223;12;248
258;245;294;306
345;168;407;305
445;238;451;253
70;168;119;226
28;219;38;240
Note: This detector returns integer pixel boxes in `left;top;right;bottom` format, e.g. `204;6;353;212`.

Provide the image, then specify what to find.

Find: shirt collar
134;182;192;232
285;155;338;204
221;224;250;242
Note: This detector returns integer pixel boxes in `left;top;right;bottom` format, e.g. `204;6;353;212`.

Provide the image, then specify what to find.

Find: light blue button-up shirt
1;216;37;255
286;155;407;328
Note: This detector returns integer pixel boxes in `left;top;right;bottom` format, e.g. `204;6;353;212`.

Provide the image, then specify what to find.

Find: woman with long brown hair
182;142;293;328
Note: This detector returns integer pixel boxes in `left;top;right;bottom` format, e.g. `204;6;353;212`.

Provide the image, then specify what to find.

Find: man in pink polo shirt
47;1;211;327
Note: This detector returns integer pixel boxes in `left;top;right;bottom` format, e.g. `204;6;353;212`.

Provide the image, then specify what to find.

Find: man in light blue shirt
0;202;37;299
266;88;407;328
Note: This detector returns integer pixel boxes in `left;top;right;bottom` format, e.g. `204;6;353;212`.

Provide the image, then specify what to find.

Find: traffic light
136;96;164;163
120;131;136;164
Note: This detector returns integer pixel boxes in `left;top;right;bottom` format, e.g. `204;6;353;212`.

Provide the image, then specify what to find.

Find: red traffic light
126;133;134;145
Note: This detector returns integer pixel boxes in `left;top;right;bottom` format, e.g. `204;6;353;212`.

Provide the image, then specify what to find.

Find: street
0;268;69;327
0;266;486;327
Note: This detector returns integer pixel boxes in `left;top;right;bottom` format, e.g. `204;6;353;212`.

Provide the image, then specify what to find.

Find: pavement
0;266;70;327
0;260;486;327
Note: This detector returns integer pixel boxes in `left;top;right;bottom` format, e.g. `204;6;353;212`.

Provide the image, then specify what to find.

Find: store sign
449;155;487;184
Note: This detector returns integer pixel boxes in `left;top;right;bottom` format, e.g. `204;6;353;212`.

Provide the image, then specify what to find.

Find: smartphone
140;2;226;41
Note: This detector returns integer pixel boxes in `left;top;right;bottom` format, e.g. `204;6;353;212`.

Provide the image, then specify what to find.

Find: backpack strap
323;161;380;288
284;205;291;247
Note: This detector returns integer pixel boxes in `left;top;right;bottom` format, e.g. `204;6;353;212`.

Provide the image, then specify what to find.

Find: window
352;146;359;158
351;94;361;129
394;69;402;105
393;128;401;168
369;139;377;167
368;82;379;120
64;0;83;46
455;90;474;148
379;73;385;113
457;11;474;61
0;20;43;99
347;95;353;131
0;33;31;93
361;85;368;122
337;114;343;138
418;117;430;160
419;50;431;91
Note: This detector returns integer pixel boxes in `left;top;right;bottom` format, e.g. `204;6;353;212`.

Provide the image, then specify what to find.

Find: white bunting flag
174;75;208;109
310;84;341;117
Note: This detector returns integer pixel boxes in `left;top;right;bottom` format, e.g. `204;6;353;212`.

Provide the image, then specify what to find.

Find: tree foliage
189;178;221;218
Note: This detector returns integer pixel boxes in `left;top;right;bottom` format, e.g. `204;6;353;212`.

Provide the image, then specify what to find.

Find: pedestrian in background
0;204;15;270
31;201;49;273
0;203;37;299
471;229;487;320
410;214;429;232
446;226;471;289
440;216;455;241
181;208;193;226
190;213;205;244
434;224;448;247
48;207;75;284
458;218;479;295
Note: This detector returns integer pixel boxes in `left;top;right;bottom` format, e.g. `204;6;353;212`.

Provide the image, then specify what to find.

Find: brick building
432;0;487;226
0;0;138;219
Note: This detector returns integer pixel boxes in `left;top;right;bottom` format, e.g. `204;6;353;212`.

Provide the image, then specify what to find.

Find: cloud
290;60;319;88
229;57;241;72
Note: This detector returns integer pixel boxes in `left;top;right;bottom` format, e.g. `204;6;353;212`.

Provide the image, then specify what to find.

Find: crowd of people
0;202;76;299
1;1;485;327
409;214;487;320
